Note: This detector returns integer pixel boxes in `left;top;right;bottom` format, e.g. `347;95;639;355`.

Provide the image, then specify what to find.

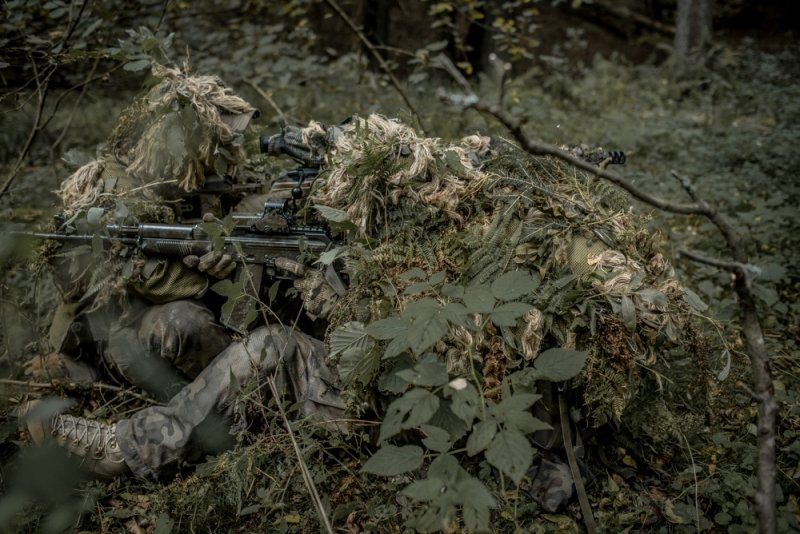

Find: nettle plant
328;268;587;532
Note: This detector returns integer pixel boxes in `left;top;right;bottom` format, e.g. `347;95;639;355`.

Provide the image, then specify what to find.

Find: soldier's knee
139;301;219;358
150;301;216;337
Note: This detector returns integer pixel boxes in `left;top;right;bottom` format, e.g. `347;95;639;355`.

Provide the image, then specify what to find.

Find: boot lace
52;415;122;460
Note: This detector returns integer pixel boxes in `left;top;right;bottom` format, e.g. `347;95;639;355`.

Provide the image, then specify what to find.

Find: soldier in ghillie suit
31;64;259;400
19;114;714;517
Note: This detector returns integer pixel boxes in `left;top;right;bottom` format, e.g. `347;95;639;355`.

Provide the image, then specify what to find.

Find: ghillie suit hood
45;66;256;332
307;114;714;444
57;64;256;216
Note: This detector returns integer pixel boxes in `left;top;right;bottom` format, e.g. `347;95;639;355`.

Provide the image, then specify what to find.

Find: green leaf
447;380;479;427
485;429;535;484
153;513;175;534
338;344;380;386
316;245;349;266
496;393;541;414
429;453;463;481
379;389;440;442
490;270;540;300
402;298;439;317
620;294;637;332
396;355;448;387
201;221;225;250
243;301;258;327
636;287;668;309
441;302;471;327
314;204;350;223
426;40;449;52
400;477;446;501
403;281;432;295
420;424;452;453
682;287;708;312
466;421;497;456
427;401;468;443
458;477;495;532
441;283;465;299
533;348;588;381
361;445;424;476
490;302;534;327
429;270;447;285
379;354;414;394
86;206;105;226
400;267;426;281
329;321;373;357
383;335;409;359
463;285;495;314
365;316;409;340
210;278;236;297
407;311;449;355
503;411;552;434
267;280;280;305
221;212;236;235
444;149;466;173
123;58;150;71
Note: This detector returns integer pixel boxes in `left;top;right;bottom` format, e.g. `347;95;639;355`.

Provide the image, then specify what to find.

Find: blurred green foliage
1;1;798;532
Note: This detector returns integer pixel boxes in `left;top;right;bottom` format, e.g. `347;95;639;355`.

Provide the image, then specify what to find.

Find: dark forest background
0;1;798;532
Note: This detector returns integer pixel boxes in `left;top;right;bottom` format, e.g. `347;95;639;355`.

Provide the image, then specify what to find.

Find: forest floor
0;6;798;533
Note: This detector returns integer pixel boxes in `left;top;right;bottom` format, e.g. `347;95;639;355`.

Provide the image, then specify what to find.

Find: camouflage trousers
103;299;232;400
115;324;346;480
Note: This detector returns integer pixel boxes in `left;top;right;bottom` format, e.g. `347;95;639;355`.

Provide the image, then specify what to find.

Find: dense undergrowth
1;4;798;532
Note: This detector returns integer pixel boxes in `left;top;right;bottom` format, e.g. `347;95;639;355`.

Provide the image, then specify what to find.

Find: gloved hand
183;250;237;279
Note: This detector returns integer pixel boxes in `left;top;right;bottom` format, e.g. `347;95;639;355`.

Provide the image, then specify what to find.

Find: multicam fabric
116;324;346;479
104;299;232;400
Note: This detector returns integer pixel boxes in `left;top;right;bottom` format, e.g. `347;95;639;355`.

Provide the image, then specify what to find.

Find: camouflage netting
57;64;256;214
309;114;715;440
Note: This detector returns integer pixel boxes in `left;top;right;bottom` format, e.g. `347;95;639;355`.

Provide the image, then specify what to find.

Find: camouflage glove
294;265;347;321
183;251;237;279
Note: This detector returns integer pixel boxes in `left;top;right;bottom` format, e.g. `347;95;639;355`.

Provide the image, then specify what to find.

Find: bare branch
457;97;712;214
244;79;288;123
679;249;751;274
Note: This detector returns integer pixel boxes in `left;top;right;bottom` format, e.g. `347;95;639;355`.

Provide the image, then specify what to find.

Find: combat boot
17;401;131;478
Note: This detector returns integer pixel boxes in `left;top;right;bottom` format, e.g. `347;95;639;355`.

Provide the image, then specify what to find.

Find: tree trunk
674;0;712;61
362;0;392;70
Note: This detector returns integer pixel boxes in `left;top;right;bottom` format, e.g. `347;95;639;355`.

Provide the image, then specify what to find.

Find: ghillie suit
57;64;256;216
301;114;716;514
37;65;257;399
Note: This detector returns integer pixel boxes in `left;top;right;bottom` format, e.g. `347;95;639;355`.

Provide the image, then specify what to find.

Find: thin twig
679;430;701;533
56;0;90;52
50;57;102;158
266;377;334;534
322;0;425;132
244;79;287;122
0;378;157;404
459;97;709;214
0;57;56;199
